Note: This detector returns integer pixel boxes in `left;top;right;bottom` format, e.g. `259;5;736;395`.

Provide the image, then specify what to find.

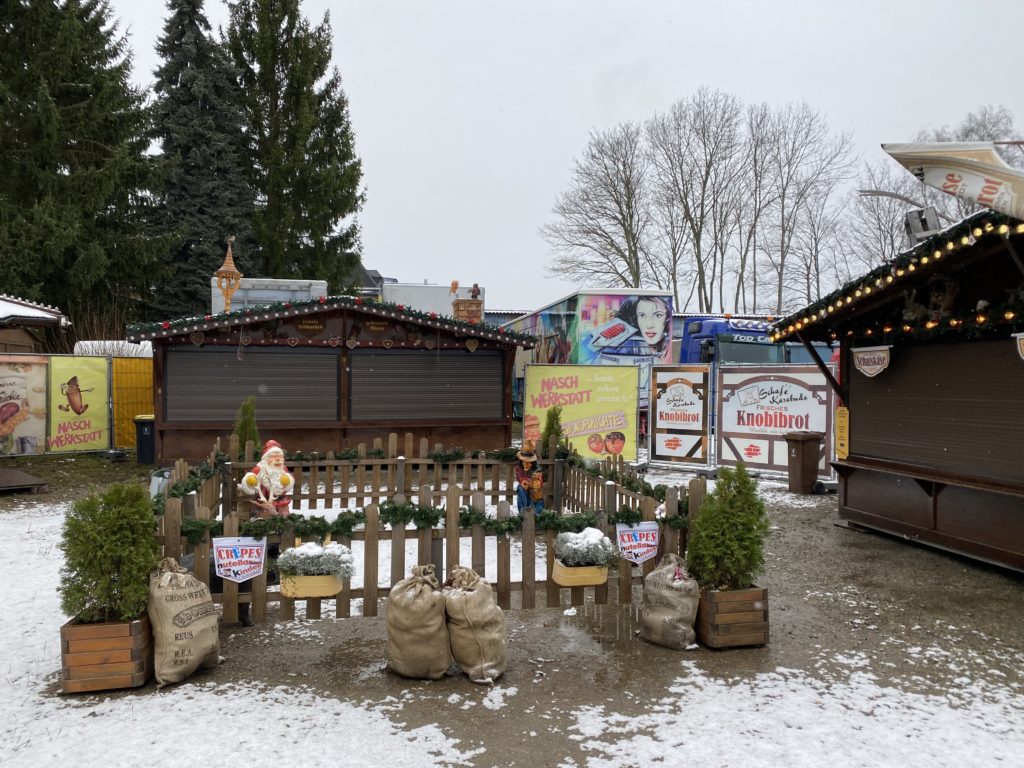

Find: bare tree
760;103;853;314
647;88;744;312
541;123;651;288
789;191;843;306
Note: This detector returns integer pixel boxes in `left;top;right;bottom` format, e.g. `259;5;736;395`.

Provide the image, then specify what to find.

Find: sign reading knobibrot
650;365;710;465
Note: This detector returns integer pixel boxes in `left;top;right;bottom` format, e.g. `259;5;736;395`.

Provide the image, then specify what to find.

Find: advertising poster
615;521;660;565
524;364;639;461
0;355;48;456
716;365;835;478
650;365;710;465
573;293;674;408
212;537;267;583
47;356;110;452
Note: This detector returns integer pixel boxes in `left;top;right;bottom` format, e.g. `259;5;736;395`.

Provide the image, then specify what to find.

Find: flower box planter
696;586;769;649
60;614;153;694
552;559;608;588
279;573;343;599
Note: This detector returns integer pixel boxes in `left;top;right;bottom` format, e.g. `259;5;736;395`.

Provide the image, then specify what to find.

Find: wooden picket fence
156;433;702;625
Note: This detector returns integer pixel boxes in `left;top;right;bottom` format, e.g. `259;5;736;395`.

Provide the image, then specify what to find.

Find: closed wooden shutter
350;350;503;420
165;348;339;422
850;339;1024;482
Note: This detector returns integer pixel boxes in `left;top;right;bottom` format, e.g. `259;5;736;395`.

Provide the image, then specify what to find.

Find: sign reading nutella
852;346;892;377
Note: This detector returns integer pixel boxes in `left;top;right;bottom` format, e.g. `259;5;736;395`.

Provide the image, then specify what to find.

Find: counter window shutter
350;350;503;420
165;348;339;421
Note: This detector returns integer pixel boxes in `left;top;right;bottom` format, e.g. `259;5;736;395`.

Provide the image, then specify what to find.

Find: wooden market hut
127;295;536;461
771;210;1024;572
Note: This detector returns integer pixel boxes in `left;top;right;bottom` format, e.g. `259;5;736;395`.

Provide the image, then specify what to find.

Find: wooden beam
796;331;845;406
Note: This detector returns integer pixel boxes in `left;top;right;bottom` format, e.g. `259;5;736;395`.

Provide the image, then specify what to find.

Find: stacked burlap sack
639;553;700;650
148;557;222;687
386;564;506;683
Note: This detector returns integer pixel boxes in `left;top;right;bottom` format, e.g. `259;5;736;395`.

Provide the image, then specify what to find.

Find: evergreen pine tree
0;0;165;334
151;0;256;318
226;0;364;290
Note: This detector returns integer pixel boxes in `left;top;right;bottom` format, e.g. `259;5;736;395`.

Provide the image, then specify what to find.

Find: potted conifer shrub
277;540;354;599
686;464;771;648
58;482;160;693
552;527;618;587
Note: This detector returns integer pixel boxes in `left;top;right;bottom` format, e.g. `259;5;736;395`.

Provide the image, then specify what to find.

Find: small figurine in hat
240;439;294;518
514;440;544;516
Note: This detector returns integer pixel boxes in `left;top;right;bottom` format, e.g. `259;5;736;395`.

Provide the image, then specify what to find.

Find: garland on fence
534;509;598;532
427;447;467;463
330;510;367;537
458;506;523;536
180;518;222;546
379;500;445;529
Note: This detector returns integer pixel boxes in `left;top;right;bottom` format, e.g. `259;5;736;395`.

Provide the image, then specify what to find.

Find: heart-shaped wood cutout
424;339;436;349
382;339;393;349
328;337;340;347
346;339;358;349
466;339;479;352
189;331;204;347
287;337;299;347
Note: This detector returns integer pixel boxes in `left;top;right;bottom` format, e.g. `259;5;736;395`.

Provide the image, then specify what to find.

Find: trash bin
784;431;824;494
134;414;155;464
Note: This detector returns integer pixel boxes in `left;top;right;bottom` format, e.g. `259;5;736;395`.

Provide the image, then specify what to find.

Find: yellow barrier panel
112;358;153;448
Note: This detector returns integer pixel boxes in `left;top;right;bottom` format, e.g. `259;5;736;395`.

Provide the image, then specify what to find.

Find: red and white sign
650;365;710;465
852;346;892;377
717;365;835;479
212;537;267;583
615;522;660;565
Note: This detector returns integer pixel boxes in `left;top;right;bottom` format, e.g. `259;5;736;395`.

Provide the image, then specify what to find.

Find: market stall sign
852;346;892;377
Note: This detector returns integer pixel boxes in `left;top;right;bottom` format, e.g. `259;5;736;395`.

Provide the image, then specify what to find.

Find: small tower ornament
215;235;243;313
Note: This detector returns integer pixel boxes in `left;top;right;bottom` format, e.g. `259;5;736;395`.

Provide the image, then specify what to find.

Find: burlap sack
443;566;506;684
386;564;451;679
639;553;700;650
148;557;221;687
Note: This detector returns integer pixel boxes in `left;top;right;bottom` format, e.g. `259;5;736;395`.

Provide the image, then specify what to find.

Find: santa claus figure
240;440;294;517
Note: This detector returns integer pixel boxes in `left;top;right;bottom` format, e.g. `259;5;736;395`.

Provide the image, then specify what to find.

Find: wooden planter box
696;586;769;649
552;560;608;588
60;614;153;693
280;573;343;599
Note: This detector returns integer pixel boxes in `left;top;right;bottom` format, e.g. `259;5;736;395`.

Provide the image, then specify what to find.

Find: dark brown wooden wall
849;339;1024;482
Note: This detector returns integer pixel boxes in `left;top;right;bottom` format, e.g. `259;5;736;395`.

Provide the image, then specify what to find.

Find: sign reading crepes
852;346;892;377
615;522;660;565
212;537;267;583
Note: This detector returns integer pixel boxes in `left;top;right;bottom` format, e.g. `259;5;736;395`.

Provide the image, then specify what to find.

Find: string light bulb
1006;311;1016;321
921;256;929;265
946;241;955;251
960;235;970;246
999;223;1009;234
976;315;987;325
973;227;983;237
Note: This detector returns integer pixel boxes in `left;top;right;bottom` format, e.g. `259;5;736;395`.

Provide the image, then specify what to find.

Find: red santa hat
261;439;284;458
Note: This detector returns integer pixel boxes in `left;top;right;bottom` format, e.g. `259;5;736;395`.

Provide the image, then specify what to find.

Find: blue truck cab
675;316;776;364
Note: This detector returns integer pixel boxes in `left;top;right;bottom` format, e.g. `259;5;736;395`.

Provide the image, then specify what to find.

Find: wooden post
395;457;406;501
552;455;563;513
391;492;407;588
545;528;559;608
182;492;196;522
336;532;352;619
418;485;433;567
364;503;380;617
496;500;511;610
598;480;616;606
445;484;461;579
663;486;680;558
641;496;658;580
387;432;398;458
164;497;182;561
470;490;486;578
194;504;211;587
222;502;241;625
521;507;536;609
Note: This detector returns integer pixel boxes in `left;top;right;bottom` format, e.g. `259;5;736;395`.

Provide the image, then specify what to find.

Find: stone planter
279;573;343;599
60;613;153;694
552;560;609;588
696;586;769;648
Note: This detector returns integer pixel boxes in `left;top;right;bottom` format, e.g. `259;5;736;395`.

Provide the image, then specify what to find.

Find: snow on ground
0;501;476;768
4;470;1024;767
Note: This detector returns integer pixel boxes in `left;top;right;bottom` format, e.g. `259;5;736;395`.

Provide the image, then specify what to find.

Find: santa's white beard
259;465;288;497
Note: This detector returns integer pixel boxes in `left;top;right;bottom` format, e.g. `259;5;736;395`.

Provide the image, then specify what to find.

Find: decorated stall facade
772;210;1024;571
127;296;535;461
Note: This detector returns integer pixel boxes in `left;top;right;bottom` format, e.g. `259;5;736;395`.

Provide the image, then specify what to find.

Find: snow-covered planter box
277;542;354;599
552;527;617;587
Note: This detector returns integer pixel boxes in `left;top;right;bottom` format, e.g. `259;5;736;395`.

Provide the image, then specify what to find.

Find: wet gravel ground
198;487;1024;764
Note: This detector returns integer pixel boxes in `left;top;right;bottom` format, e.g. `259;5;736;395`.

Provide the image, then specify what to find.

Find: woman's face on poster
636;299;668;345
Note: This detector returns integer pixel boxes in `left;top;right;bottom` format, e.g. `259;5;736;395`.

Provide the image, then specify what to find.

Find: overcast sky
108;0;1024;311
